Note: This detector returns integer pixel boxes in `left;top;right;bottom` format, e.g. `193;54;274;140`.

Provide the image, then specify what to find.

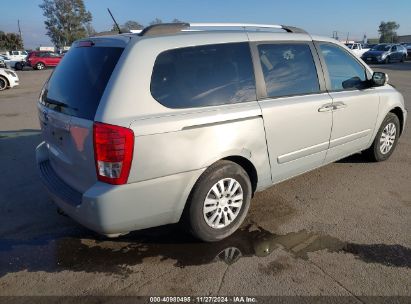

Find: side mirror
372;72;388;87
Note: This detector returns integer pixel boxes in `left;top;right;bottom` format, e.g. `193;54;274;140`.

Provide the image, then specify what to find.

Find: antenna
107;8;122;34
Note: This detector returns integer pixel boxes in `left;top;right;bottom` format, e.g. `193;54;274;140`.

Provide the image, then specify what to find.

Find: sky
1;0;411;49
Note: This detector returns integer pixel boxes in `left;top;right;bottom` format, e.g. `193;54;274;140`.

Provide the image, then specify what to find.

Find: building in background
398;35;411;43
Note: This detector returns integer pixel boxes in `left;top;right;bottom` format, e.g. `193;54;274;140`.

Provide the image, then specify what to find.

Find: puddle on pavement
1;224;410;277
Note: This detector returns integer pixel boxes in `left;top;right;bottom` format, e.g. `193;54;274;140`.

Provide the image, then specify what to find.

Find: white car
0;55;12;68
0;54;25;70
1;51;27;69
4;50;28;61
345;43;370;57
0;68;20;91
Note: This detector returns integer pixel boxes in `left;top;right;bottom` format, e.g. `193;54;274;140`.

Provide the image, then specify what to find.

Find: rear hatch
38;38;127;193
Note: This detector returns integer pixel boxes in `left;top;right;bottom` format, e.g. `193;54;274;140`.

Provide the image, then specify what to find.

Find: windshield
371;45;391;51
345;44;353;48
41;46;124;120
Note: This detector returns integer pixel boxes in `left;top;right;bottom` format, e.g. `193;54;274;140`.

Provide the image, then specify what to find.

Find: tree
378;21;400;43
124;20;144;30
171;18;184;23
39;0;92;47
85;23;96;37
149;18;163;25
0;32;24;50
111;20;144;32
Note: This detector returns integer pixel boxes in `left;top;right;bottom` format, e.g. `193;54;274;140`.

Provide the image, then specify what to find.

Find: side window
319;43;367;91
151;42;256;108
12;51;19;55
391;46;397;51
257;43;320;98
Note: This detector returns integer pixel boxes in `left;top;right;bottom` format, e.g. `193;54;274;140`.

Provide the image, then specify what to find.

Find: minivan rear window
41;46;123;120
151;42;256;108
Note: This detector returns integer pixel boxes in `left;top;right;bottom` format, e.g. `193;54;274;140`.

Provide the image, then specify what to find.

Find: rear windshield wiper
45;98;78;112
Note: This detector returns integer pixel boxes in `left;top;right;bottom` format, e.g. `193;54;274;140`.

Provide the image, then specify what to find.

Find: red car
26;51;63;70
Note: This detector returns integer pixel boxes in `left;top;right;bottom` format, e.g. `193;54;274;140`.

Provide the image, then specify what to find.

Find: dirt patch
258;256;291;275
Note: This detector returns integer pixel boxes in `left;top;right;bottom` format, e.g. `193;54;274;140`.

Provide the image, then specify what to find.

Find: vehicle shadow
336;153;370;164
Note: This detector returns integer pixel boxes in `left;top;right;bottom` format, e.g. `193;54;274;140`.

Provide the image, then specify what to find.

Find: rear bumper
36;141;205;236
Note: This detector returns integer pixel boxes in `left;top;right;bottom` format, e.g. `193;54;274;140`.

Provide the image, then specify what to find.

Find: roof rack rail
138;22;307;36
139;23;190;36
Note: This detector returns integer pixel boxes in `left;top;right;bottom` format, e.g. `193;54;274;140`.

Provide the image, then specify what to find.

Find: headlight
381;53;387;59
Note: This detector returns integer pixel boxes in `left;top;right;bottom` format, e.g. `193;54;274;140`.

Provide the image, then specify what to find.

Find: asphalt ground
0;63;410;300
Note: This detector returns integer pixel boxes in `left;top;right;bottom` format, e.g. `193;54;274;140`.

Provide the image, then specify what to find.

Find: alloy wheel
380;122;396;154
203;178;243;229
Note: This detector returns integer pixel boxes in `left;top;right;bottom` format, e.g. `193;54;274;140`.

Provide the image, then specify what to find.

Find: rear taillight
93;122;134;185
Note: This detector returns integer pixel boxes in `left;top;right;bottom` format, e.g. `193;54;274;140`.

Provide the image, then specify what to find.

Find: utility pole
346;32;350;43
17;20;23;48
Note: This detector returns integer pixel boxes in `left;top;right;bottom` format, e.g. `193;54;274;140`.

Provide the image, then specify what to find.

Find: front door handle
318;104;334;112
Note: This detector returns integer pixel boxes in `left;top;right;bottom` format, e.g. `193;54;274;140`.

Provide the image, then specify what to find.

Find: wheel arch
179;155;259;224
222;155;258;196
389;107;404;135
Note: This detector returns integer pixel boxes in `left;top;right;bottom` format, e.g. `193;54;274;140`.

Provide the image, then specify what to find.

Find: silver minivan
36;23;407;242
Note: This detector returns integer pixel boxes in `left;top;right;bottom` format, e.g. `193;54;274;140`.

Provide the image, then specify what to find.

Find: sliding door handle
333;102;347;110
318;104;334;112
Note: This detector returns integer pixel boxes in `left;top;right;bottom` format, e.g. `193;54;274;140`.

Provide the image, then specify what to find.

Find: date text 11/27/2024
149;296;257;303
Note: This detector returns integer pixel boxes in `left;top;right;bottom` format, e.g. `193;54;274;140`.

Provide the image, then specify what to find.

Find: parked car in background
4;50;28;61
402;43;411;58
0;55;11;68
361;43;407;63
0;68;19;91
36;23;407;242
0;54;25;70
344;42;369;57
26;51;63;70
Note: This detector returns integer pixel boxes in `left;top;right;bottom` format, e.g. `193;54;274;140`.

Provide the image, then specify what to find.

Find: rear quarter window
151;42;256;108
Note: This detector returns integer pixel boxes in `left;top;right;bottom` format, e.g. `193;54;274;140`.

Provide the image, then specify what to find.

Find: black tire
384;56;390;64
36;62;45;70
0;76;8;91
363;113;400;162
400;55;406;63
15;62;23;70
185;160;252;242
